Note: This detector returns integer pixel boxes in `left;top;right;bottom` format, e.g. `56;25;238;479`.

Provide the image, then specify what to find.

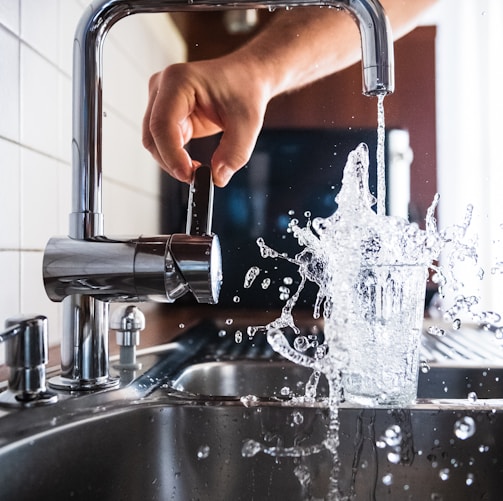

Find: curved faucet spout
72;0;394;232
341;0;395;96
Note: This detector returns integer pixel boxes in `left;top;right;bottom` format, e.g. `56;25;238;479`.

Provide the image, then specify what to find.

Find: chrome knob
110;305;145;370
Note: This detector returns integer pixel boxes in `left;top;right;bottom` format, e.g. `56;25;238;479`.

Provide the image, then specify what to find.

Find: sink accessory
0;315;57;406
111;305;146;371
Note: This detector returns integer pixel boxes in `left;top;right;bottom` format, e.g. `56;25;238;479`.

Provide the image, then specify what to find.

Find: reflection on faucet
44;166;222;391
43;0;394;391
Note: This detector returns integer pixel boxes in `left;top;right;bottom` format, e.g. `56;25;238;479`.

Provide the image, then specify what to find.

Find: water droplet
454;416;476;440
280;386;291;396
218;329;227;337
315;344;328;360
478;444;489;453
235;330;243;343
482;311;501;324
294;464;311;486
247;325;260;337
452;318;461;330
293;336;309;352
291;411;304;425
382;473;393;486
283;276;293;285
383;424;402;447
244;266;261;288
225;318;233;325
233;295;241;303
420;360;431;373
241;439;262;457
466;473;475;486
178;323;185;329
387;451;401;464
439;468;450;481
197;445;210;460
240;395;259;408
261;278;271;289
467;391;478;403
427;325;446;336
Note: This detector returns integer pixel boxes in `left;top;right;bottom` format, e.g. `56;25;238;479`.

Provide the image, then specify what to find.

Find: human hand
142;56;271;187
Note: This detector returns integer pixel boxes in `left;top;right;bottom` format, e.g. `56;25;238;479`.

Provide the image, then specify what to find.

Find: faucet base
48;375;119;392
0;388;58;408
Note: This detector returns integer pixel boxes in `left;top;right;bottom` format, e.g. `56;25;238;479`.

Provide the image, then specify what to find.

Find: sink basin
0;391;502;500
1;322;503;500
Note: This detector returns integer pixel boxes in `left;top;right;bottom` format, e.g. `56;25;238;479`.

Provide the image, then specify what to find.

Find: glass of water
325;263;427;406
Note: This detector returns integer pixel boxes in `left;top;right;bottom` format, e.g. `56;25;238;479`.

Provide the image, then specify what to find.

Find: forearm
227;0;438;98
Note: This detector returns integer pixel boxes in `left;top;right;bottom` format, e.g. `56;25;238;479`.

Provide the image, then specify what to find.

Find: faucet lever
186;165;214;236
170;167;223;304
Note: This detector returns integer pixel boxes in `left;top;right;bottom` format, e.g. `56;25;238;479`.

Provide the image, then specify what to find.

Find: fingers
142;63;267;187
211;108;264;187
142;68;195;184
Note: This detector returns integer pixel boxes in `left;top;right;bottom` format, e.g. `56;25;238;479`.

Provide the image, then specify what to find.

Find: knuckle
148;115;168;141
141;131;154;151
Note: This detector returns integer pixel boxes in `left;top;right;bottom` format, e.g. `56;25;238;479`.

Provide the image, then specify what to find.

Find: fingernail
215;165;233;187
172;166;192;184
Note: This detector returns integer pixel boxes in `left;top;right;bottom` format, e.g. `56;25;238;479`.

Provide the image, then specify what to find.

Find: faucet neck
62;0;394;391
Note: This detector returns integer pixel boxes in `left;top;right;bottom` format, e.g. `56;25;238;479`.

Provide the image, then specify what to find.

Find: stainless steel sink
0;322;503;500
0;388;502;500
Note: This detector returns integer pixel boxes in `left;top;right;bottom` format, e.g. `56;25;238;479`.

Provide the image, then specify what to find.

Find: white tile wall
0;27;20;142
0;0;186;363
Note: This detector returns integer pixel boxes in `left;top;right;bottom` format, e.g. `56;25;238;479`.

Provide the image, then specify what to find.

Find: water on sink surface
1;400;503;501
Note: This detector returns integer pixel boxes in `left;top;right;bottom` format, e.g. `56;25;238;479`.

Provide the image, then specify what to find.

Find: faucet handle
186;165;214;236
169;165;222;304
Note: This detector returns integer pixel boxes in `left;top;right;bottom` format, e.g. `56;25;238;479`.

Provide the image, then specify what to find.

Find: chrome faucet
42;0;394;391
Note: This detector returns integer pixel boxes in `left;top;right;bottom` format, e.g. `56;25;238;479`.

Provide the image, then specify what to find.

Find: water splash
240;108;495;499
241;438;325;458
254;143;438;406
